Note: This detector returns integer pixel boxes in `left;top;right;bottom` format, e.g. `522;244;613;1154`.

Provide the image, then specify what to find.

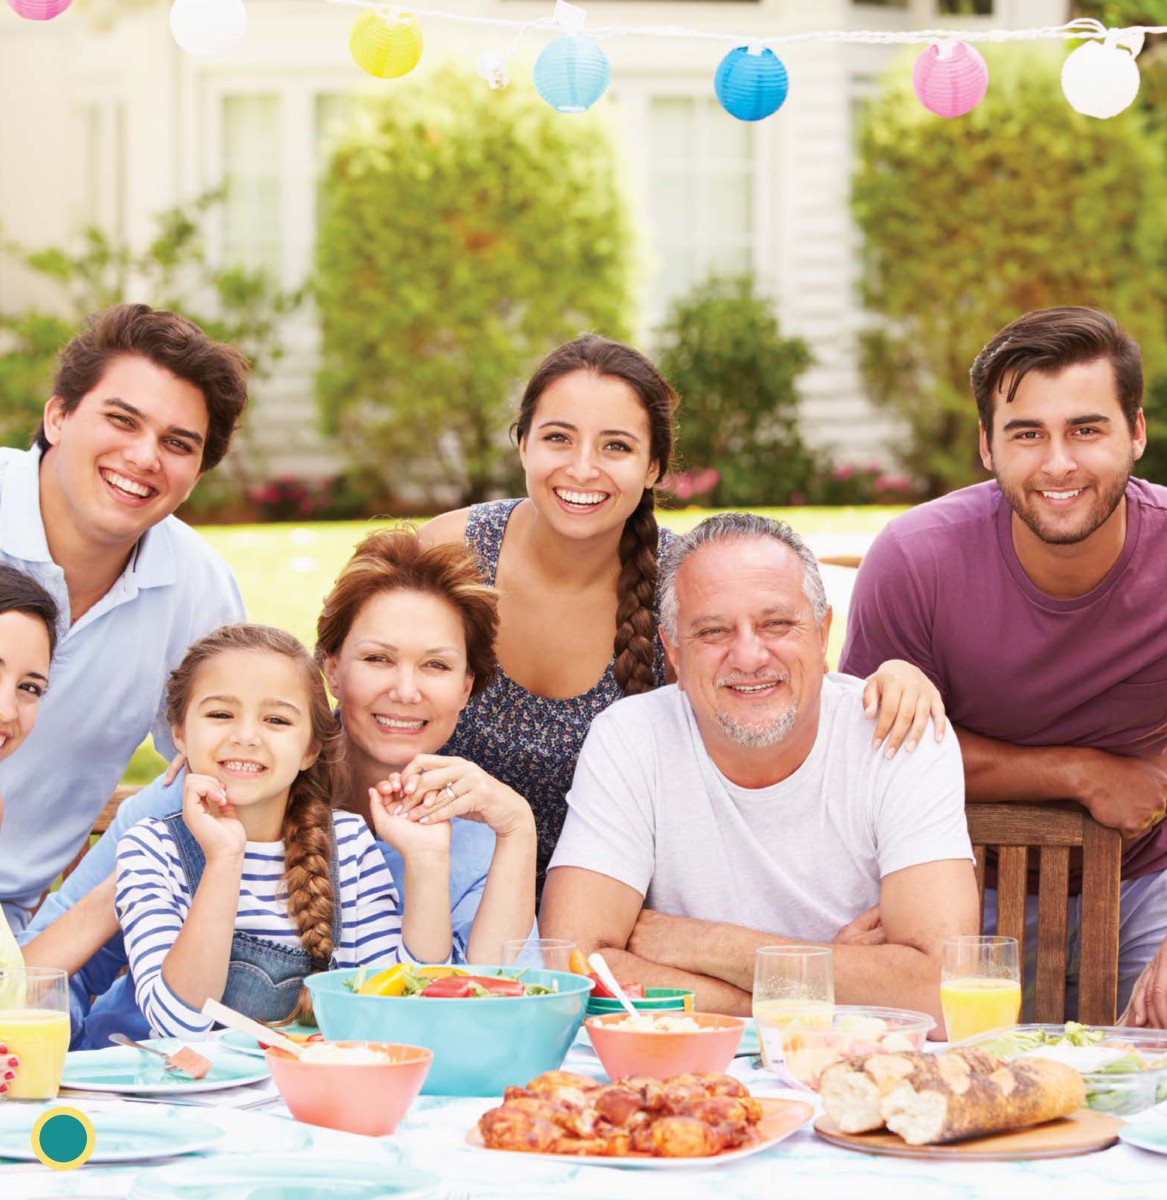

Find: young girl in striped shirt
115;624;452;1038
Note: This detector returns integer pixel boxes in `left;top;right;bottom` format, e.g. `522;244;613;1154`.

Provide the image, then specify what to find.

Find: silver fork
109;1031;185;1074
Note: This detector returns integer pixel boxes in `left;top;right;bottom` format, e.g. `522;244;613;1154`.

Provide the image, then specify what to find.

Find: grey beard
714;700;798;748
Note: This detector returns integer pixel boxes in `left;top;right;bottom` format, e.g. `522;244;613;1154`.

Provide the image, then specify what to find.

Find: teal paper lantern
533;35;610;114
715;46;789;122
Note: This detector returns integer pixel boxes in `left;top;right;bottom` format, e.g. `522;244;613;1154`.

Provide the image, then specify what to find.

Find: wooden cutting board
814;1109;1122;1161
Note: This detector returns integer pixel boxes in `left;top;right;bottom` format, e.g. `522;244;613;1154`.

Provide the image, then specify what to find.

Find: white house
0;0;1068;481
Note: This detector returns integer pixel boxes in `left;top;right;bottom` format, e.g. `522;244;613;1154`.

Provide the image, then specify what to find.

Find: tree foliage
0;193;299;477
656;275;815;506
314;64;636;507
852;47;1167;495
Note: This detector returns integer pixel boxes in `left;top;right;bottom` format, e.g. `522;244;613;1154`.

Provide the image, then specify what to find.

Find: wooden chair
28;784;143;919
966;801;1122;1026
57;784;142;885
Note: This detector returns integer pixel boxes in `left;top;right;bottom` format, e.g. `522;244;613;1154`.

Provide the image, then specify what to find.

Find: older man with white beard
541;513;979;1024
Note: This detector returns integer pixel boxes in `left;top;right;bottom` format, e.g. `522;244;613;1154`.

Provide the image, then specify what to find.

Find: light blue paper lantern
715;46;789;122
533;35;610;114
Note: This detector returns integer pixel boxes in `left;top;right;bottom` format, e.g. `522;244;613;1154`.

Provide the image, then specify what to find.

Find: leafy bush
315;64;636;508
800;462;918;506
657;276;816;507
853;47;1167;495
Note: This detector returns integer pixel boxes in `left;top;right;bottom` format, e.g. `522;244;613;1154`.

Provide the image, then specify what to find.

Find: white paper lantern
476;51;508;91
169;0;247;59
1062;35;1141;119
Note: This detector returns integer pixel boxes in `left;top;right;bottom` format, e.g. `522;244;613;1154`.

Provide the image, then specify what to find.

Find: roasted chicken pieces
479;1070;762;1158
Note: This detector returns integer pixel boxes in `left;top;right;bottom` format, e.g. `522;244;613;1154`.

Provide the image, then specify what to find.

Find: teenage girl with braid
420;335;947;887
114;624;450;1037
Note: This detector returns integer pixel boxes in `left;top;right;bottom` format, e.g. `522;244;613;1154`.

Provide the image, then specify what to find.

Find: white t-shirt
549;674;973;942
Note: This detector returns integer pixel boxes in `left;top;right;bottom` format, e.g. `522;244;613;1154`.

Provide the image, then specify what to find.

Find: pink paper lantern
6;0;73;18
912;41;989;118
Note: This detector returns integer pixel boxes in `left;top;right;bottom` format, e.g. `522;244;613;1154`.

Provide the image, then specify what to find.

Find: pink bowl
584;1012;746;1081
265;1041;432;1136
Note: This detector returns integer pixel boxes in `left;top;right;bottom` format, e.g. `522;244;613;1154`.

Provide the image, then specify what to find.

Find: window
937;1;993;12
315;93;351;172
646;96;756;323
221;94;282;276
77;99;125;237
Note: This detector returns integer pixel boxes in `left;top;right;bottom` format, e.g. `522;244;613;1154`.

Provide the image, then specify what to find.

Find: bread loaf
881;1057;1085;1145
820;1048;1001;1134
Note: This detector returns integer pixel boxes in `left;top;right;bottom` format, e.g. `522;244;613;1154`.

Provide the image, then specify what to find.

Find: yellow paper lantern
350;9;423;80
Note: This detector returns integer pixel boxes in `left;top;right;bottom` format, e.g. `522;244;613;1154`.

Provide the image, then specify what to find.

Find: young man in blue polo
0;303;247;932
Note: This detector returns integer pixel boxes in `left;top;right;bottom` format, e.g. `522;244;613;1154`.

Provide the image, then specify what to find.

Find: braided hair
514;335;677;694
166;623;343;1025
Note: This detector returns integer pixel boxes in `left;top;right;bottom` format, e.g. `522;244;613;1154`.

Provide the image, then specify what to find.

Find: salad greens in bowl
955;1022;1167;1115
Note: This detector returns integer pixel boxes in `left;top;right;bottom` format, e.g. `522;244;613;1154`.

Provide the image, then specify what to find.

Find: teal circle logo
31;1107;95;1170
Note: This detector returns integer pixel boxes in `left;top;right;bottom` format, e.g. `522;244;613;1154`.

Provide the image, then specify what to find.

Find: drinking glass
941;935;1021;1042
499;938;577;973
752;946;834;1073
0;967;70;1101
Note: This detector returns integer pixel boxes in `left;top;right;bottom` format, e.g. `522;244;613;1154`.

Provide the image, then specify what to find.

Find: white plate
0;1108;224;1163
61;1042;269;1095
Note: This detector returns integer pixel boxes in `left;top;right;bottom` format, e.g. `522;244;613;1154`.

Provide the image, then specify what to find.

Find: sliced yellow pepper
415;965;468;980
357;962;414;997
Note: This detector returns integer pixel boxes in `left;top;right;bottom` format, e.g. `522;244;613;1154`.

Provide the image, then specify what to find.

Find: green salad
974;1022;1167;1113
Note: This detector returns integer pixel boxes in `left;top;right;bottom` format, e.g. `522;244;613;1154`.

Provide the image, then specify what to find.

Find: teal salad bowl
305;966;591;1096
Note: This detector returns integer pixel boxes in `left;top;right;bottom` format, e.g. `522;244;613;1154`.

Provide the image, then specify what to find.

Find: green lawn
124;507;904;784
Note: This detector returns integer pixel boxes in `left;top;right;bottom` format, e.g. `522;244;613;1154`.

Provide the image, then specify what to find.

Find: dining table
3;1030;1165;1200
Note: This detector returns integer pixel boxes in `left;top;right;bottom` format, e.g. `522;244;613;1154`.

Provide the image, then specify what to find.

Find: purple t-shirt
840;478;1167;882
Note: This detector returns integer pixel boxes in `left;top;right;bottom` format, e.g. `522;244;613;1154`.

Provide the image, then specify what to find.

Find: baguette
820;1049;1001;1134
881;1057;1085;1145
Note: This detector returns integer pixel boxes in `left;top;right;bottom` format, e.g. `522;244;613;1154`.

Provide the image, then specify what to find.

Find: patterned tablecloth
4;1035;1166;1200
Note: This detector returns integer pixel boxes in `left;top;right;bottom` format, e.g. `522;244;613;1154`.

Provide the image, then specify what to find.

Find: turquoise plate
0;1108;224;1162
62;1042;269;1094
220;1023;319;1059
739;1022;761;1057
128;1155;440;1199
1119;1119;1167;1155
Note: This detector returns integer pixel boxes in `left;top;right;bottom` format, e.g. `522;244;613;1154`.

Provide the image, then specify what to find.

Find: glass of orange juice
940;935;1021;1042
0;967;70;1101
753;946;835;1073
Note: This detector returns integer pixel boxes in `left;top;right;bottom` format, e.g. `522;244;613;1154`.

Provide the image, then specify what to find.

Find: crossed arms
540;857;979;1027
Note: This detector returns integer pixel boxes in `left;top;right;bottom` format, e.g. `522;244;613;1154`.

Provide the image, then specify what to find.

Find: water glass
499;938;577;973
752;946;835;1073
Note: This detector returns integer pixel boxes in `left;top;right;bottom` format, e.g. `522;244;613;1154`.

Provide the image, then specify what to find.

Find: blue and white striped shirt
115;810;406;1038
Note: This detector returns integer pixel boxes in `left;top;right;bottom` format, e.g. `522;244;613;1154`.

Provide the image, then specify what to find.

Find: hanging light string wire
319;7;1158;50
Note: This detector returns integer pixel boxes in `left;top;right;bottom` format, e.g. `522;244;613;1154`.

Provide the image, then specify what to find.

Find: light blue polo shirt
0;446;245;927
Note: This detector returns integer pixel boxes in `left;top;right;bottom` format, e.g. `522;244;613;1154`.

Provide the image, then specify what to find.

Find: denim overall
163;812;342;1023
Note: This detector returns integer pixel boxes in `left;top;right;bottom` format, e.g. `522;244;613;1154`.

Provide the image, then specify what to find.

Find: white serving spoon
587;951;639;1019
202;997;305;1058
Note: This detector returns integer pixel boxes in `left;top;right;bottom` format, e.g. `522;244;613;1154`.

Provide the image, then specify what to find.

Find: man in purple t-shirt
841;306;1167;1027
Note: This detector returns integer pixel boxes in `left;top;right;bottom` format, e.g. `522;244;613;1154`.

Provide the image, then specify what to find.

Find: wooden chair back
57;784;142;885
966;801;1122;1026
